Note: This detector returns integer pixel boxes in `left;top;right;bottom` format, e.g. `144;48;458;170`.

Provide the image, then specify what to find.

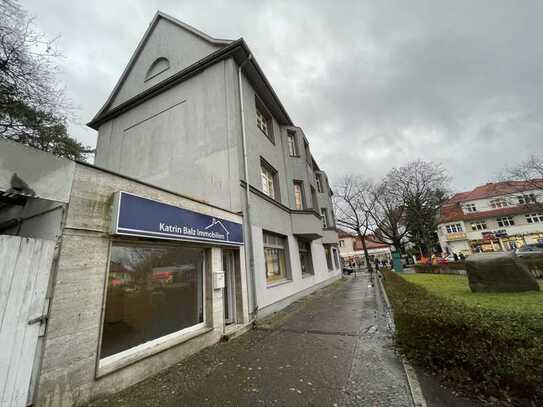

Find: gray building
89;11;341;318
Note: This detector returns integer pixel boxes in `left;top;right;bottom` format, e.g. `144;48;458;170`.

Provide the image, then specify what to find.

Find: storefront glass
100;242;204;358
264;231;289;284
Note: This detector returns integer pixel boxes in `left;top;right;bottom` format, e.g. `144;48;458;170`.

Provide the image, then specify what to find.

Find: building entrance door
223;250;236;325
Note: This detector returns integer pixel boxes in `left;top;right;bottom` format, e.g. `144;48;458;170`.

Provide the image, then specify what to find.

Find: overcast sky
23;0;543;192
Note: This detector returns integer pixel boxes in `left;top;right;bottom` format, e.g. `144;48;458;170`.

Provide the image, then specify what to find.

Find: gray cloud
24;0;543;192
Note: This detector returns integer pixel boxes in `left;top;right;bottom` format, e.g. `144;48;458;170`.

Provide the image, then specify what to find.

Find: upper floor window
287;131;298;156
256;97;274;143
445;223;463;233
518;194;536;205
321;208;329;228
316;174;323;193
464;203;477;212
339;240;345;248
525;213;543;223
293;181;305;210
497;216;515;227
490;198;509;209
261;160;278;200
471;221;487;231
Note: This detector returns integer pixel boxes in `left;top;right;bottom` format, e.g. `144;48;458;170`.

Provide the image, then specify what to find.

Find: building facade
437;181;543;255
0;139;250;406
88;11;341;320
337;231;392;267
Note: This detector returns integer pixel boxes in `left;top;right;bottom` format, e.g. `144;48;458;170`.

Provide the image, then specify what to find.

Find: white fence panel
0;236;54;407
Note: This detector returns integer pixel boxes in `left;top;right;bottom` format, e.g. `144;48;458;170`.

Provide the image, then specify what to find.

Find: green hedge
382;270;543;404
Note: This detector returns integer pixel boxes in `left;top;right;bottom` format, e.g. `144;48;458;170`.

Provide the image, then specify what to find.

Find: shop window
525;213;543;223
263;231;289;284
333;248;340;269
287;131;298;157
490;198;509;209
298;239;314;276
324;245;334;270
445;223;463;233
471;221;487;231
101;243;205;359
293;181;305;210
497;216;515;227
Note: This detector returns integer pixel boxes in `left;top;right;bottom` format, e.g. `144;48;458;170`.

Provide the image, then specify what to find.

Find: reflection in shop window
324;244;333;270
101;243;204;359
298;239;314;276
264;231;289;284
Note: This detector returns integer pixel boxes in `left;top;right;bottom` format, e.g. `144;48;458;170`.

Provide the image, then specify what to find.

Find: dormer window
490;198;508;209
464;203;477;212
145;57;170;81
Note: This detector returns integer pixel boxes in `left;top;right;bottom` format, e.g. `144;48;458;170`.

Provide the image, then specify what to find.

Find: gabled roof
89;11;233;126
88;12;294;130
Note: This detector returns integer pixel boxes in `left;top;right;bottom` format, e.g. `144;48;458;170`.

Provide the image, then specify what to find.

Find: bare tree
505;154;543;211
368;179;409;253
333;175;377;272
388;160;450;256
0;0;92;159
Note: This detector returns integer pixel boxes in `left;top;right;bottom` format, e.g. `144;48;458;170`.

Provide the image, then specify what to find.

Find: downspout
238;53;258;323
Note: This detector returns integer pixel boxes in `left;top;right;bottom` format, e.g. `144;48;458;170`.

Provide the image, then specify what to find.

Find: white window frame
490;198;509;209
496;216;515;227
287;132;298;156
293;181;304;210
321;208;328;228
518;194;536;205
525;213;543;224
471;221;487;231
256;108;268;136
97;244;207;376
445;223;463;233
260;162;276;199
464;203;477;212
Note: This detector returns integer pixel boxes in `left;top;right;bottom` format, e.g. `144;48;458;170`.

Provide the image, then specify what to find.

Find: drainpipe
238;53;258;323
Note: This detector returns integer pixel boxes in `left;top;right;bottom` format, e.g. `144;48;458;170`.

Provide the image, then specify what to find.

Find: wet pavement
87;274;414;407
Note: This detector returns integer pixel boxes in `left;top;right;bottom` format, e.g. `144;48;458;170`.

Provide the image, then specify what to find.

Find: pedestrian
459;252;466;261
374;258;380;271
453;252;459;262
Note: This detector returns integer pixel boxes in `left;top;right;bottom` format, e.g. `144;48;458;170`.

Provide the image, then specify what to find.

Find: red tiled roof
447;180;543;203
438;180;543;224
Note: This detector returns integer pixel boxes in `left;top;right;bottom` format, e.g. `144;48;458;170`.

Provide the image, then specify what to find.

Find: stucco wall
95;60;242;212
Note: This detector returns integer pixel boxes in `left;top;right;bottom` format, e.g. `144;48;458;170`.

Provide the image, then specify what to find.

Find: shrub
382;270;543;404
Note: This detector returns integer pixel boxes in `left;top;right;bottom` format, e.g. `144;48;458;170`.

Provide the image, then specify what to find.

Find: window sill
266;279;292;289
302;273;314;279
96;324;212;378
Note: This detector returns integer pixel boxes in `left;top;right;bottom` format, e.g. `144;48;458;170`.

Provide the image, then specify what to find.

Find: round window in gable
145;57;170;81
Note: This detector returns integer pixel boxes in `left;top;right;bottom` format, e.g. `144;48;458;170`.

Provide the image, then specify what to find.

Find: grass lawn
401;274;543;314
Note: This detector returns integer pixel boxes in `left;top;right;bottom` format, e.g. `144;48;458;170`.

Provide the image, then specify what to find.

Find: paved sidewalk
87;275;413;407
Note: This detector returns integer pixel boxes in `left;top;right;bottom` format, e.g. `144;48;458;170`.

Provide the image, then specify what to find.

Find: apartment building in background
89;11;340;318
437;181;543;254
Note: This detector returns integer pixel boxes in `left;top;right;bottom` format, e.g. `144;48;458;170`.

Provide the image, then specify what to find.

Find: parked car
514;244;543;257
342;266;354;275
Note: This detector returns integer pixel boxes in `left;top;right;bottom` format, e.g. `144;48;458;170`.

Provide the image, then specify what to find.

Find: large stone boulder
465;252;540;293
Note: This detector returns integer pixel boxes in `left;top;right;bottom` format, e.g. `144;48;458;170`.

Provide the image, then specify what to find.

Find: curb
376;272;428;407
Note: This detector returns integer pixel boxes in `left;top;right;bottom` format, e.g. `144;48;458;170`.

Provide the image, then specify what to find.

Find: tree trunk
358;232;373;273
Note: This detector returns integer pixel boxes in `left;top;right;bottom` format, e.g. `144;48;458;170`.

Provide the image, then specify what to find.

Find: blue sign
112;192;243;246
